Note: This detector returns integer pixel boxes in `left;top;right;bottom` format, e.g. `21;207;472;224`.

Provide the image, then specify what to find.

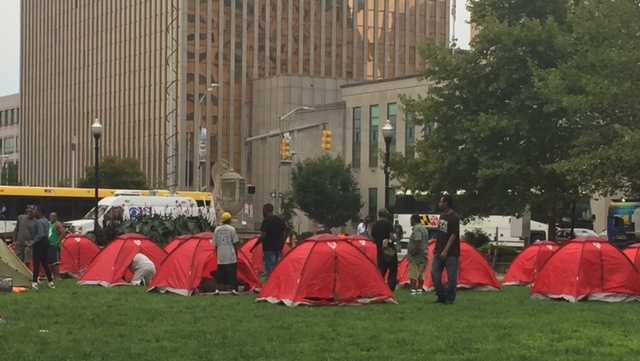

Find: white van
66;193;209;236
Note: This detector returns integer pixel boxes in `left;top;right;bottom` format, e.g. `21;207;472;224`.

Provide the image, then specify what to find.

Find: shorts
47;246;59;265
408;261;425;280
216;263;238;289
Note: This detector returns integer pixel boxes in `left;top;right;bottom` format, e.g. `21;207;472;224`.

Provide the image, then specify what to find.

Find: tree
291;155;362;229
79;156;148;189
535;0;640;197
393;0;579;238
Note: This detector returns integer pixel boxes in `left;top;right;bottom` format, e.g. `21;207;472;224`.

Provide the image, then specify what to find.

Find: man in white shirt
130;253;156;286
357;216;371;237
213;212;240;294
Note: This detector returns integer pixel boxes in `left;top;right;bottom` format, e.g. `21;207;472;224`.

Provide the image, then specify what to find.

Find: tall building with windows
21;0;450;189
0;94;20;185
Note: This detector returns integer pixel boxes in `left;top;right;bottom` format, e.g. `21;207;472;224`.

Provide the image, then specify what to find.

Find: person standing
408;214;429;295
31;207;55;289
258;203;286;279
432;195;460;304
13;206;35;263
357;217;371;237
371;209;398;291
213;212;240;295
48;212;66;275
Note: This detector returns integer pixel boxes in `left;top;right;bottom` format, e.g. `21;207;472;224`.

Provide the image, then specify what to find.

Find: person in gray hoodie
30;206;55;290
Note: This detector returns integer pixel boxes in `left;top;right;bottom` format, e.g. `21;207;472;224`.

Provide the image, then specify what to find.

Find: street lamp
382;119;394;211
91;118;103;243
197;83;220;191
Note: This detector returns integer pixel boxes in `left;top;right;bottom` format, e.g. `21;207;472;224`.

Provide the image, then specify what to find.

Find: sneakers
231;290;239;296
410;289;418;295
48;281;55;289
32;282;39;290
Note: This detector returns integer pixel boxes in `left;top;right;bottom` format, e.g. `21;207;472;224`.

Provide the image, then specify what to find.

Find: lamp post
197;83;220;191
91;118;103;243
382;119;394;211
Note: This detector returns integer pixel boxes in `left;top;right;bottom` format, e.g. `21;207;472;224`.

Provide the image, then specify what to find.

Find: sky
0;1;470;97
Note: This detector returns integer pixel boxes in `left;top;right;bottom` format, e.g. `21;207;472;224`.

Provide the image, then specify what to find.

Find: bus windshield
83;205;109;220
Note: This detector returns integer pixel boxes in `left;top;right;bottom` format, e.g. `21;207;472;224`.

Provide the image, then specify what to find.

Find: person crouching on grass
408;214;429;295
213;212;240;295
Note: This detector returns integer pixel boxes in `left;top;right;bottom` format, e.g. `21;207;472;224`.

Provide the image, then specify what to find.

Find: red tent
78;234;167;287
59;235;101;278
531;240;640;302
240;237;291;276
345;235;377;265
164;235;192;254
503;241;559;286
623;243;640;268
257;234;395;307
149;233;260;295
397;240;501;291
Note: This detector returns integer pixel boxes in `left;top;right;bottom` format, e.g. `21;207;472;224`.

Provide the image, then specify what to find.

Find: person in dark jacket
30;207;55;290
371;209;398;291
258;203;286;279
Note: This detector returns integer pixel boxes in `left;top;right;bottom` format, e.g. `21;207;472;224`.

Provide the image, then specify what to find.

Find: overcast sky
0;1;470;97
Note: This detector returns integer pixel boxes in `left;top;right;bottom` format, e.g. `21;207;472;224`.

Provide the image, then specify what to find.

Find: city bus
0;186;212;232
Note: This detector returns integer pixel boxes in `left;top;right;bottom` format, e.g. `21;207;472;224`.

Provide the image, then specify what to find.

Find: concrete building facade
20;0;450;189
248;75;429;230
0;94;20;185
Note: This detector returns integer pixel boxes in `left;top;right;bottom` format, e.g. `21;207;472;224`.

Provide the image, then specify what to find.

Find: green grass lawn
1;281;640;361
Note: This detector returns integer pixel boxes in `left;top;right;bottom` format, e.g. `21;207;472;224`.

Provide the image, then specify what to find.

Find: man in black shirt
258;203;287;279
432;194;460;304
371;209;398;291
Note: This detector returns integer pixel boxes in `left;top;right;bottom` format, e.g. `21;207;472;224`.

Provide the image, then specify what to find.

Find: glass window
387;103;397;151
352;107;362;168
3;137;16;155
405;112;416;158
368;187;378;219
369;104;379;167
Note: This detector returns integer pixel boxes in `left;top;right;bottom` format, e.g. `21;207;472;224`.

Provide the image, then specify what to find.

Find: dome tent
149;233;260;296
78;234;167;287
531;239;640;302
397;240;500;291
59;235;101;278
257;234;395;307
240;237;291;276
503;241;559;286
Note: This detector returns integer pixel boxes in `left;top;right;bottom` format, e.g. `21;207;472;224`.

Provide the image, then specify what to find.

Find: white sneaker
32;282;39;290
48;281;55;289
410;289;418;295
231;290;239;296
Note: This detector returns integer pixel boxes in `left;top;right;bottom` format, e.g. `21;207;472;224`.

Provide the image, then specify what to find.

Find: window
352;107;362;168
387;102;397;151
369;104;379;167
368;188;378;219
405;112;416;158
3;137;16;155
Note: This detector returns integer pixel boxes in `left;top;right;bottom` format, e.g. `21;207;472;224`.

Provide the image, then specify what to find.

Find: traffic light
321;128;332;151
280;137;291;161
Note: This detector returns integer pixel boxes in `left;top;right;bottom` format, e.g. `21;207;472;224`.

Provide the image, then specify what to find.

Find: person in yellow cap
213;211;240;295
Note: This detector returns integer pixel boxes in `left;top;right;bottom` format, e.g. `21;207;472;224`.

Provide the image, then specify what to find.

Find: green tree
291;155;362;229
535;0;640;197
79;156;148;189
393;0;578;238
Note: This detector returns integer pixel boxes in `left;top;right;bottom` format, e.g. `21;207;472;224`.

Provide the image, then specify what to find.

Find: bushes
102;215;215;246
463;228;491;249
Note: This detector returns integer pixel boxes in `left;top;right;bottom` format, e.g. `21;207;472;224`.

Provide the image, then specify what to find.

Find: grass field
1;281;640;361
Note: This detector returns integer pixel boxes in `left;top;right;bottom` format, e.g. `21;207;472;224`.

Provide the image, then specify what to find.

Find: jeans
431;256;459;303
263;250;281;279
379;256;398;291
32;240;53;283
